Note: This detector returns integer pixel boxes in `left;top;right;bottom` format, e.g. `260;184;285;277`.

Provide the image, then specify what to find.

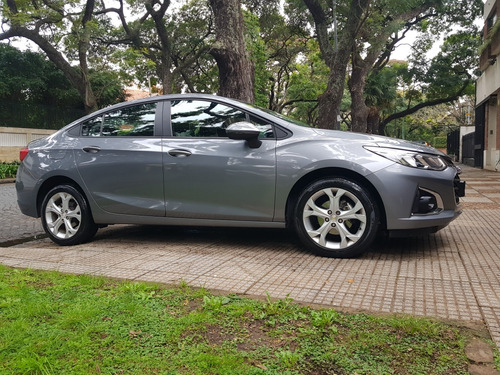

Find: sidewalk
1;165;500;349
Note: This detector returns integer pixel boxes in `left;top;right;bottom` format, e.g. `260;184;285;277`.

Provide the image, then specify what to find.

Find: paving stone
466;338;495;363
461;197;494;203
3;165;500;356
468;364;500;375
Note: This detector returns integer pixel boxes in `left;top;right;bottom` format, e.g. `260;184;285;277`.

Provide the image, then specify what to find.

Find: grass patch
0;264;495;374
0;162;19;179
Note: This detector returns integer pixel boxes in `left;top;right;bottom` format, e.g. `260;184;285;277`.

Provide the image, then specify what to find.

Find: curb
0;234;48;248
0;178;15;184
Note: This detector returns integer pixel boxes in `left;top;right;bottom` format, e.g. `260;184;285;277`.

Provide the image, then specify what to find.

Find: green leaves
0;162;19;179
0;0;485;132
202;295;232;310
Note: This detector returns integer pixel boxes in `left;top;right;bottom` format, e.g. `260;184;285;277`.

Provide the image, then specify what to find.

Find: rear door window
81;103;157;137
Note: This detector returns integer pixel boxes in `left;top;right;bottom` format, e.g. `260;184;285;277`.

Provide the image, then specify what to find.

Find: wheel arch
285;167;387;229
36;176;89;217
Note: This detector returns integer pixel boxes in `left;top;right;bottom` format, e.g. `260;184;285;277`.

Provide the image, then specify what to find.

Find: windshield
243;103;311;128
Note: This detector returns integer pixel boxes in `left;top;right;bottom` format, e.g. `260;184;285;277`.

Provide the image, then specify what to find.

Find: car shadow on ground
90;224;446;260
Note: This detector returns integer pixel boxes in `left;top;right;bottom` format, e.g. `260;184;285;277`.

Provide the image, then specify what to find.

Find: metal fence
462;132;475;166
0;101;84;130
447;130;460;160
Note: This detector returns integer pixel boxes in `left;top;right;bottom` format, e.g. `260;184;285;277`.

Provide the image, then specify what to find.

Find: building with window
477;0;500;171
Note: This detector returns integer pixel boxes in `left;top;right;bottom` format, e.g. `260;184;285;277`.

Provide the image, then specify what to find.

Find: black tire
41;185;98;246
294;178;379;258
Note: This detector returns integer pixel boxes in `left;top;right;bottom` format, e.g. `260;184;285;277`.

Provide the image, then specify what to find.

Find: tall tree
166;1;215;93
301;0;371;130
0;44;82;128
349;0;440;133
100;0;179;94
379;31;480;133
0;43;124;108
245;1;319;114
100;0;216;95
0;44;125;128
208;0;255;102
1;0;100;113
350;0;483;134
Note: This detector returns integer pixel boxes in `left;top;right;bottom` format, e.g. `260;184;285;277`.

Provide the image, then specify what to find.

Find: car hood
311;128;445;156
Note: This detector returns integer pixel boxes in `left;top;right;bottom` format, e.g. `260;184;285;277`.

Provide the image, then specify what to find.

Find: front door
162;99;277;221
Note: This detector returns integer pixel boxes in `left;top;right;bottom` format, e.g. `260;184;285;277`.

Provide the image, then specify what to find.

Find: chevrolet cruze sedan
16;94;465;258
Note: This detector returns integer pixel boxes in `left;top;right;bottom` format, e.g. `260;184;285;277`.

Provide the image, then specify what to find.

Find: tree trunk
208;0;255;103
78;0;98;113
317;74;344;130
145;0;173;94
346;4;435;134
367;107;382;135
160;61;173;95
349;63;369;133
304;0;371;130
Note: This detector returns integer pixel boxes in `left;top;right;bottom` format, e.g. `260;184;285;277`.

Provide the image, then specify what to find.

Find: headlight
364;146;448;171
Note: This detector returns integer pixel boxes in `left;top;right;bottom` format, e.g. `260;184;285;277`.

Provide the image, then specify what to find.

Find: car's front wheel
41;185;98;246
294;178;379;258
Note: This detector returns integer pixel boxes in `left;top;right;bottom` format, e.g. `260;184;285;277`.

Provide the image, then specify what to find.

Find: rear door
73;101;165;217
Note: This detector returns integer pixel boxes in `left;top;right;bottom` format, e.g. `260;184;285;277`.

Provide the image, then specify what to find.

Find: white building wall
477;63;500;105
0;127;55;162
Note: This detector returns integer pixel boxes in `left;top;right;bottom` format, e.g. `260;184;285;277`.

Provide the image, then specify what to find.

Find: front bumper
367;164;464;232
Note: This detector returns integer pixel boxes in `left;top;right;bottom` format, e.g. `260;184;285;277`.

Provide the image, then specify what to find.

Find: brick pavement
1;165;500;348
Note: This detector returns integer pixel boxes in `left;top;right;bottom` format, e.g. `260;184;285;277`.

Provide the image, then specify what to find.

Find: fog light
412;188;442;215
418;196;437;213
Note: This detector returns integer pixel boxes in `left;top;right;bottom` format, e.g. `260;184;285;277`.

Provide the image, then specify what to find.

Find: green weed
202;295;231;310
276;349;301;368
311;309;341;330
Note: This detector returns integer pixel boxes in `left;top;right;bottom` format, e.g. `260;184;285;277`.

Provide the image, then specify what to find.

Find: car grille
454;174;466;204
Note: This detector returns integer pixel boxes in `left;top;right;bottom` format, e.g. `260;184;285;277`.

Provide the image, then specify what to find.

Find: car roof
120;93;248;109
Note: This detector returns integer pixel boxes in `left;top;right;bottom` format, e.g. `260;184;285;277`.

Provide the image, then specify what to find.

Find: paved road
0;182;43;244
2;166;500;352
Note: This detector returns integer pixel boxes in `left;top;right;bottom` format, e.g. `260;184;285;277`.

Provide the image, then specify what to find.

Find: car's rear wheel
294;178;379;258
41;185;98;246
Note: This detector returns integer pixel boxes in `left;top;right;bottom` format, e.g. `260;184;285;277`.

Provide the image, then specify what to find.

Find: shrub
0;162;19;179
433;136;447;149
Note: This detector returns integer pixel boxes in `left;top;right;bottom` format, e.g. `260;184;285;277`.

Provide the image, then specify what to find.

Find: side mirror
226;121;262;148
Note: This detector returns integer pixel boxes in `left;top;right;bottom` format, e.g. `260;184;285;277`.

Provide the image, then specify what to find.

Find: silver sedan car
16;94;465;258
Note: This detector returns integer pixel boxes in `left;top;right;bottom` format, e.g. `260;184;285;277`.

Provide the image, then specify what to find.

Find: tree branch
381;81;471;127
303;0;335;66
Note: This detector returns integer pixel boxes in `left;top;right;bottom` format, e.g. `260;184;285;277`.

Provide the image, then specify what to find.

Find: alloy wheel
44;191;82;239
302;187;367;250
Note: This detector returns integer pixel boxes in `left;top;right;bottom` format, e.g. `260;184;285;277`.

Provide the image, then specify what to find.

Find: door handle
168;149;192;157
82;146;101;153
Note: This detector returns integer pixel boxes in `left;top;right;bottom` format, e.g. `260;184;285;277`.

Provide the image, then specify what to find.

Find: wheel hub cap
302;187;367;250
45;192;82;239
